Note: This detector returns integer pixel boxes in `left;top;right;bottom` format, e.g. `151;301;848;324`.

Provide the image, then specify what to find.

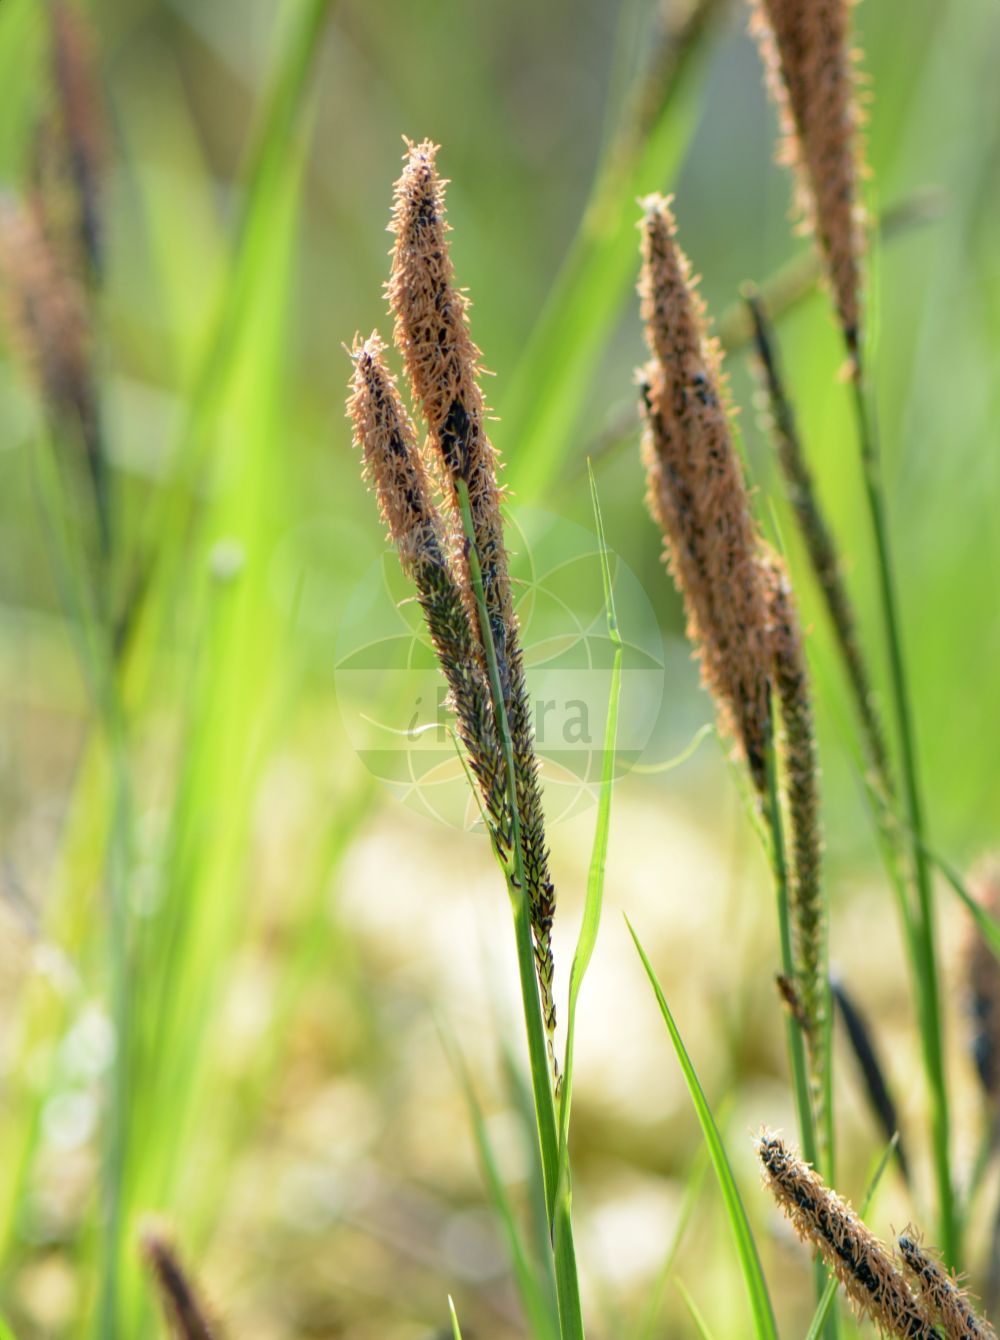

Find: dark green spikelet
347;333;509;853
388;141;556;1044
832;978;910;1184
899;1233;997;1340
746;289;892;798
762;552;825;1082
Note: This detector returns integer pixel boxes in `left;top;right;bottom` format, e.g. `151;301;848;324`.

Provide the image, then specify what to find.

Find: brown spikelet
347;333;509;848
387;141;556;1045
899;1233;997;1340
638;195;772;790
761;550;825;1056
46;0;105;280
0;194;97;453
141;1229;217;1340
748;0;864;360
964;858;1000;1107
745;288;891;791
757;1132;938;1340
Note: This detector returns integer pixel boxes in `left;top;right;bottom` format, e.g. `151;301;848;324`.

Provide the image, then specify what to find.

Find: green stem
455;482;584;1340
766;742;832;1330
765;745;817;1167
850;372;954;1264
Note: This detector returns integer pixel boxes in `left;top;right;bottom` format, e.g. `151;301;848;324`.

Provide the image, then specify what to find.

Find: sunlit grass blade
441;1027;559;1340
932;850;1000;960
453;479;583;1340
448;1295;463;1340
627;920;778;1340
503;4;721;500
632;1122;712;1340
802;1133;900;1340
676;1280;718;1340
123;3;335;703
557;464;623;1168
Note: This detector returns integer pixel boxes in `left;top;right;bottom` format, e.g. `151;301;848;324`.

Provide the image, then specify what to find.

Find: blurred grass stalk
746;0;955;1261
849;360;955;1262
0;3;336;1335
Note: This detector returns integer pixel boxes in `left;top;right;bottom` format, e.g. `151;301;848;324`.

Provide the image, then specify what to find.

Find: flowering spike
898;1233;997;1340
748;0;865;359
387;142;556;1045
638;194;772;790
347;334;509;847
757;1132;938;1340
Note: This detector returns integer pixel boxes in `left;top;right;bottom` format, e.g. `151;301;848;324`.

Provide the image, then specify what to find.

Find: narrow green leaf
627;920;778;1340
632;1133;712;1340
932;850;1000;959
442;1029;559;1340
448;1296;463;1340
503;8;720;500
676;1280;718;1340
557;467;623;1158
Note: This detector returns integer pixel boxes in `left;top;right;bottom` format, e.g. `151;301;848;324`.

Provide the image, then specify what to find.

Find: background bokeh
0;1;998;1337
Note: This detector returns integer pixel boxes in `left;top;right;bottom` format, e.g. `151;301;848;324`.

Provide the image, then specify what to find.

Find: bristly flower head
638;194;772;790
749;0;865;361
757;1132;938;1340
385;141;557;1045
386;139;511;644
0;194;95;450
347;331;443;571
898;1232;997;1340
346;332;510;856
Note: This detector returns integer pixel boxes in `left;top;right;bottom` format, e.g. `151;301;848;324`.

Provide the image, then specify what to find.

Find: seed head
757;1132;937;1340
749;0;865;360
44;0;105;281
638;195;772;789
347;331;445;572
0;194;96;450
898;1232;996;1340
346;333;512;881
386;143;557;1045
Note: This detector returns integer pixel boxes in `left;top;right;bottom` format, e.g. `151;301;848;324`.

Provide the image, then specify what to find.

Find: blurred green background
0;0;998;1337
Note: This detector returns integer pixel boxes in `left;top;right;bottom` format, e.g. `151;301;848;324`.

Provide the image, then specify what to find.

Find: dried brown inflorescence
40;0;105;280
0;195;96;455
386;140;556;1041
141;1228;218;1340
748;0;865;360
1;1;109;557
899;1232;997;1340
347;333;509;847
638;195;772;790
757;1132;938;1340
964;858;1000;1108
